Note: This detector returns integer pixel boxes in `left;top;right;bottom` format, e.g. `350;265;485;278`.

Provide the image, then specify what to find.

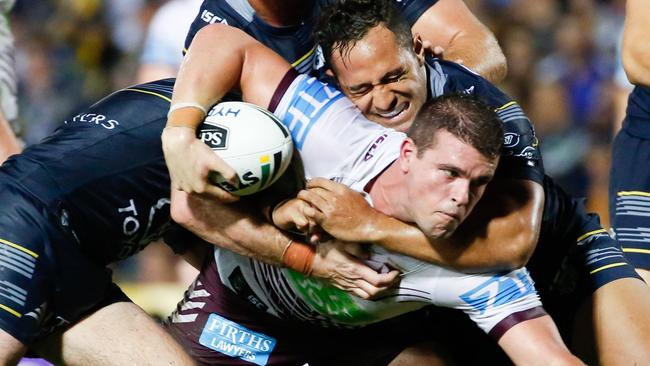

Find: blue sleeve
394;0;438;27
437;59;544;184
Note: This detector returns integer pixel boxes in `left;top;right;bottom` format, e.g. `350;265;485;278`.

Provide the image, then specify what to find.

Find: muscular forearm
445;31;507;84
170;189;288;266
170;189;398;298
412;0;507;83
622;0;650;86
370;179;544;271
168;23;289;129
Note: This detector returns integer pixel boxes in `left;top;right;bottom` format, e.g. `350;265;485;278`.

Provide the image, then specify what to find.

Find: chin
425;227;454;240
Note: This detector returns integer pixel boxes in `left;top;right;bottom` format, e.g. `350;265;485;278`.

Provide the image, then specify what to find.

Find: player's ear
412;34;425;66
400;137;417;173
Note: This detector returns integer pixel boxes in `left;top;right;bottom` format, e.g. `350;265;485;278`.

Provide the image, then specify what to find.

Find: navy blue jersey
620;85;650;139
184;0;436;75
609;85;650;269
424;57;544;184
0;79;175;264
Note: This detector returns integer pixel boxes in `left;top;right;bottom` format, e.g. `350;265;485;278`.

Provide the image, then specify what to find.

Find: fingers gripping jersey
201;74;544;338
425;57;544;184
184;0;437;75
0;79;175;264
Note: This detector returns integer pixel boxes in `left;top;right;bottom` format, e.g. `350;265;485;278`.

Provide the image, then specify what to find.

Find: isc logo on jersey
198;102;293;196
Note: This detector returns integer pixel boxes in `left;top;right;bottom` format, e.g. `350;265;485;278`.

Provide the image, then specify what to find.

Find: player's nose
372;88;398;113
450;180;471;207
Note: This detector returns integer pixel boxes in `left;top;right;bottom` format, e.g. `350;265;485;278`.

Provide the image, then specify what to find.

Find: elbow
482;37;508;83
622;43;650;86
170;201;190;227
169;191;193;227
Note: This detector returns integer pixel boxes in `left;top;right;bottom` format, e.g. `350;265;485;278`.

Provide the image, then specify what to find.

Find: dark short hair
408;94;504;160
314;0;412;68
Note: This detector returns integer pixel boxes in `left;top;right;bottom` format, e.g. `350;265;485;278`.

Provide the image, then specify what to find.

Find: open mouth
376;102;408;119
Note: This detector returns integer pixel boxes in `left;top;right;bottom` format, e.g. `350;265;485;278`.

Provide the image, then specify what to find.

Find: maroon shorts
164;256;429;366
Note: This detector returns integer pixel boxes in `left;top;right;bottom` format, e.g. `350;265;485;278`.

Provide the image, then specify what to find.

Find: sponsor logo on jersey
460;269;536;314
285;271;374;325
364;133;388;161
228;267;268;312
515;146;537;160
503;132;520;148
200;10;228;25
64;113;120;130
116;198;171;259
199;313;276;366
199;125;229;149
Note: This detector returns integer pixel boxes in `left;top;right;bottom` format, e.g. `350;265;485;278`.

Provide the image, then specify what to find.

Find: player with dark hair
310;1;650;363
162;1;650;362
167;88;582;365
183;0;506;83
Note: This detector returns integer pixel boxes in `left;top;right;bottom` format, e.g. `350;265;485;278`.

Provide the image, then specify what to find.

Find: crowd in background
7;0;633;298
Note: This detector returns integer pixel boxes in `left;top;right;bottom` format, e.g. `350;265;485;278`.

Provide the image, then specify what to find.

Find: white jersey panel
273;74;404;191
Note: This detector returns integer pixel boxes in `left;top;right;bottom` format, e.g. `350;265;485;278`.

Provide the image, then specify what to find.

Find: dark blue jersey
0;79;175;264
184;0;436;75
425;57;544;184
621;85;650;139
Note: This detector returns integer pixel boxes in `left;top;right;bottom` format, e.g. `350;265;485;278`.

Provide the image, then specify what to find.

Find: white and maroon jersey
210;72;544;337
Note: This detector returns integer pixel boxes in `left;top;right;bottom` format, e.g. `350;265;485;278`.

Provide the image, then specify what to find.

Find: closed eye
348;85;371;97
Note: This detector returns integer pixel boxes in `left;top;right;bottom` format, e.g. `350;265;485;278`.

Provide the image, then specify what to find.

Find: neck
368;161;410;221
248;0;311;27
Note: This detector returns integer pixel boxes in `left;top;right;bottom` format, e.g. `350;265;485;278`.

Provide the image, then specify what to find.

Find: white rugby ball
198;101;293;195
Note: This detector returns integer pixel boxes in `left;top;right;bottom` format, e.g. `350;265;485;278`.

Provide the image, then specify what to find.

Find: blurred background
7;0;633;319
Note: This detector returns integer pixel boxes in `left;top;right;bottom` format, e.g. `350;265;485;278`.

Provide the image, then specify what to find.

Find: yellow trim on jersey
576;229;608;243
622;248;650;255
618;191;650;197
123;88;172;103
495;101;518;111
291;46;316;67
0;304;21;318
0;238;38;258
589;262;627;275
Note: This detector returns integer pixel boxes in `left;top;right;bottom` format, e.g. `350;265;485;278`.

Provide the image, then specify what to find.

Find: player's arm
170;189;398;299
165;24;401;296
411;0;507;83
296;177;542;271
621;0;650;86
162;23;291;200
0;109;20;163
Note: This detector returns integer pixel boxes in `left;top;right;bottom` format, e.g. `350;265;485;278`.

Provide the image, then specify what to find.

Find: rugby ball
197;101;293;195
